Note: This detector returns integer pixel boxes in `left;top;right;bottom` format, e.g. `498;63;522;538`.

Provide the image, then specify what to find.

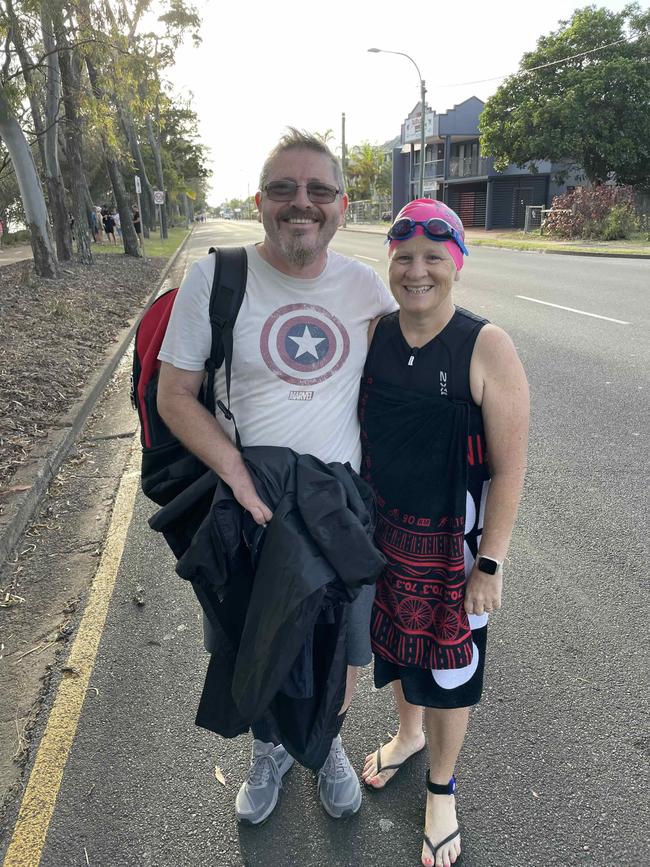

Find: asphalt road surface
2;222;648;867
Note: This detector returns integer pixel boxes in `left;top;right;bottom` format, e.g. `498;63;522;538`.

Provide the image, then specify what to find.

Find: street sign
134;176;141;194
153;190;165;205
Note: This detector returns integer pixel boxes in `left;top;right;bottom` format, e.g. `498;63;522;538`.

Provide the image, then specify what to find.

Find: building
392;97;578;228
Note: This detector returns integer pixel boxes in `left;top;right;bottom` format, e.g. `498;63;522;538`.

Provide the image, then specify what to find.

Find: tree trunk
40;1;73;260
106;152;141;256
5;0;71;262
85;57;140;258
182;192;191;228
118;106;153;236
146;113;168;238
0;84;57;277
52;5;92;265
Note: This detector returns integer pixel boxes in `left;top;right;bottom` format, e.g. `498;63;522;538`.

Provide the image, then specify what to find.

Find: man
156;129;395;824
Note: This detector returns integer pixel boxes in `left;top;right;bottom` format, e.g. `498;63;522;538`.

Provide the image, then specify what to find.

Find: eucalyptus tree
75;3;141;257
0;0;72;260
0;13;57;275
50;0;92;264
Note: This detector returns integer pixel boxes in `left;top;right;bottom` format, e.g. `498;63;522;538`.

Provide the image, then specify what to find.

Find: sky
164;0;634;206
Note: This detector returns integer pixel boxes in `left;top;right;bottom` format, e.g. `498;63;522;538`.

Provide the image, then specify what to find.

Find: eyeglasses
387;217;469;256
263;180;341;204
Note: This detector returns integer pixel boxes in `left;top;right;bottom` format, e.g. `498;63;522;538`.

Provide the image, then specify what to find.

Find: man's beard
264;206;337;268
281;233;322;267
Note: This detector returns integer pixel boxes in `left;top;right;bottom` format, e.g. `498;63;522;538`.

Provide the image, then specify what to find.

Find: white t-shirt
158;244;396;470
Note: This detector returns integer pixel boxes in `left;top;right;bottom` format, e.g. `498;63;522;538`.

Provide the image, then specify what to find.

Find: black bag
131;246;247;505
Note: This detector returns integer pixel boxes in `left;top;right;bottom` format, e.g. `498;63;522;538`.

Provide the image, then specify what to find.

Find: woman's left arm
464;325;530;616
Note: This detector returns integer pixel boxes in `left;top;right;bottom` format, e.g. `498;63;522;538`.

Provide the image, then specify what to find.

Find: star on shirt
288;326;326;360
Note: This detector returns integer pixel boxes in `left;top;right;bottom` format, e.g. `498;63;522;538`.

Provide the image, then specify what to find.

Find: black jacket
149;446;385;769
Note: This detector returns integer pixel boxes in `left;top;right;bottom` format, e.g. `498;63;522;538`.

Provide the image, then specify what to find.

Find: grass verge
469;236;650;255
94;226;190;258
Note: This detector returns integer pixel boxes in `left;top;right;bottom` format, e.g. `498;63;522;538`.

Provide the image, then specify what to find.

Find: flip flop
422;772;460;865
423;829;461;865
363;741;425;789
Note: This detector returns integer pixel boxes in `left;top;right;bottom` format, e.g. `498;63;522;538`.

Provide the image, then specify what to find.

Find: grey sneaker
317;735;362;818
235;740;295;825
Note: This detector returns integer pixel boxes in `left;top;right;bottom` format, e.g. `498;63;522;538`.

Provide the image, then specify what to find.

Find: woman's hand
464;564;503;615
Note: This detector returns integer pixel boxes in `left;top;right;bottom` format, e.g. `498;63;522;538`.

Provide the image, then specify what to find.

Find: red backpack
131;247;247;505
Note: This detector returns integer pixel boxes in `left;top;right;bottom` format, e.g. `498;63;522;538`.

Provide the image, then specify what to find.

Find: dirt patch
0;253;165;495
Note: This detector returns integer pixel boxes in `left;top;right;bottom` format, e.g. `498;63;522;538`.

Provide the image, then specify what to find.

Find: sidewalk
0;244;32;266
342;222;650;258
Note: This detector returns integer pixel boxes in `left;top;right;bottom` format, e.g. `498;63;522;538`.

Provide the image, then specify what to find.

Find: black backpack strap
204;246;247;450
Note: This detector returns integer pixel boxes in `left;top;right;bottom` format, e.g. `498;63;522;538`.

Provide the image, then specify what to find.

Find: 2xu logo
440;370;448;396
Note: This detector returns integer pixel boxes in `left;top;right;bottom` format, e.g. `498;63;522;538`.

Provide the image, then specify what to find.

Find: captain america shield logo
260;303;350;386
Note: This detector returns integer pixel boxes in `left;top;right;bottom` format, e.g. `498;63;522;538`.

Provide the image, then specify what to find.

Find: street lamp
368;48;427;199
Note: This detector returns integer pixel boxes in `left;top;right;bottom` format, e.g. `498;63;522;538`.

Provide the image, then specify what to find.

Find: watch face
478;557;498;575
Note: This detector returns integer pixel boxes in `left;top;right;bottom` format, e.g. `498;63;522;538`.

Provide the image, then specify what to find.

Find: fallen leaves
214;766;227;787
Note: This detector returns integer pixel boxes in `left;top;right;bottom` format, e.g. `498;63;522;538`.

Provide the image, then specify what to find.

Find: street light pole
368;48;426;199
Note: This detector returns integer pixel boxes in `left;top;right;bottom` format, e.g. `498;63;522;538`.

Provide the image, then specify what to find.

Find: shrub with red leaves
544;186;638;240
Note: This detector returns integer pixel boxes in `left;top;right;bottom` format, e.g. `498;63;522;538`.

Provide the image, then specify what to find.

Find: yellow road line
2;445;140;867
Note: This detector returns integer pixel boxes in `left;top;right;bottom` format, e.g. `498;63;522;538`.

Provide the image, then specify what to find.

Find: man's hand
464;565;503;616
225;463;273;526
157;363;272;525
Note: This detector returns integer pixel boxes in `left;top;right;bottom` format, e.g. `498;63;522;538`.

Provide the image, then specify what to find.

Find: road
1;221;648;867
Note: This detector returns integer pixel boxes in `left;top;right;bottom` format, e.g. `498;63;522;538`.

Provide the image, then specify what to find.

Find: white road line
355;254;380;262
515;295;630;325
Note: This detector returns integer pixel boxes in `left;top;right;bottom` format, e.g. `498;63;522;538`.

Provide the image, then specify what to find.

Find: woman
359;199;529;867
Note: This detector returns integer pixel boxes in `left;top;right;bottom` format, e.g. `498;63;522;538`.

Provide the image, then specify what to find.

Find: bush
601;204;638;240
544;186;638;240
2;229;31;246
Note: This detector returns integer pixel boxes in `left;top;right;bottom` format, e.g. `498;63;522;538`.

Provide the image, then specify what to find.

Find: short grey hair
258;128;345;194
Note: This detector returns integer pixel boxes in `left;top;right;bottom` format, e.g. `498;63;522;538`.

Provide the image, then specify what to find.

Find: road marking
2;445;140;867
355;254;379;262
515;295;630;325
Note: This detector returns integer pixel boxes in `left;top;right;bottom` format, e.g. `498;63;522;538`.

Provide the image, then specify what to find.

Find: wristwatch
477;555;503;575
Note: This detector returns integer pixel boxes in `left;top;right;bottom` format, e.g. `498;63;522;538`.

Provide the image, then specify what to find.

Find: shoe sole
319;788;362;820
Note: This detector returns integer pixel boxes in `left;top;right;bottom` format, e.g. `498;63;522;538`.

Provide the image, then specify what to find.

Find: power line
438;34;639;88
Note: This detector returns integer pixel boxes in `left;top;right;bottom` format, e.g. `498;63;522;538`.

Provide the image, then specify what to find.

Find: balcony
449;156;490;178
411;158;445;182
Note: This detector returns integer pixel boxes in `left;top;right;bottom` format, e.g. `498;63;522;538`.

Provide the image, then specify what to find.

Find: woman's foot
361;731;426;788
421;780;461;867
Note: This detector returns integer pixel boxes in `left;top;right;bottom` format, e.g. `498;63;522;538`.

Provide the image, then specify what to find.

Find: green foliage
346;142;391;201
601;203;638;240
480;4;650;189
543;184;638;239
3;228;31;244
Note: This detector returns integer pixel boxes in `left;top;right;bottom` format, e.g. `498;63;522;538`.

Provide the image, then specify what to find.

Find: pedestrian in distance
156;128;396;826
93;206;105;245
112;207;122;240
358;199;529;867
103;209;116;245
132;204;143;247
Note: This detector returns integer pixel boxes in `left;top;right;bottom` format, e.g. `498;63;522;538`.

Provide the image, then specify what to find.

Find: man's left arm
464;325;530;616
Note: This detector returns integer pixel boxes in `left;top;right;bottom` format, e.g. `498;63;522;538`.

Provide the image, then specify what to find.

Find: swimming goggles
387;217;469;256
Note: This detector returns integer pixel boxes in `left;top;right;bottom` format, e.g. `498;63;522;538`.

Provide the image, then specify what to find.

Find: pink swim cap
388;198;466;271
